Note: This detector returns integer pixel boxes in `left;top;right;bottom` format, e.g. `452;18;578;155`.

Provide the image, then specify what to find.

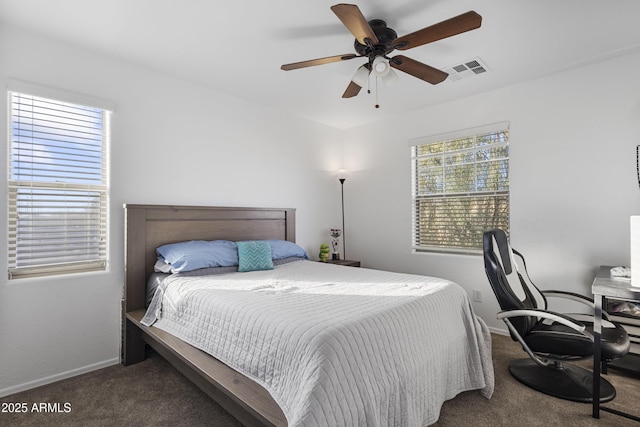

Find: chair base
509;359;616;403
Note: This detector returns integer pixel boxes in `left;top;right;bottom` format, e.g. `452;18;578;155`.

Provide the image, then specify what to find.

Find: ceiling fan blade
393;11;482;51
281;54;357;71
342;81;362;98
390;55;448;84
331;4;379;46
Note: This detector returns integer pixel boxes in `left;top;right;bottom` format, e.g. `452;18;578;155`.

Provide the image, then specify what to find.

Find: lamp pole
339;177;346;260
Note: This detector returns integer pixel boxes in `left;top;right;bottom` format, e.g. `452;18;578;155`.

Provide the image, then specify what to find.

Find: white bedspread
142;260;494;426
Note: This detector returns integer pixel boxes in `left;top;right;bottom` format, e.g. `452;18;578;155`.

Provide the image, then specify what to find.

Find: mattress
142;260;494;426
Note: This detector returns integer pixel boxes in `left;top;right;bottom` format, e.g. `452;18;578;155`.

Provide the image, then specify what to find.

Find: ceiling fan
281;4;482;101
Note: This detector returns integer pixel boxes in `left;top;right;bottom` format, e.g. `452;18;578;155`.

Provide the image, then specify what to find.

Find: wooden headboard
123;204;296;314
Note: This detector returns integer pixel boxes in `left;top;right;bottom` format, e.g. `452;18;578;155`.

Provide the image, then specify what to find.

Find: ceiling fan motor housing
354;20;398;58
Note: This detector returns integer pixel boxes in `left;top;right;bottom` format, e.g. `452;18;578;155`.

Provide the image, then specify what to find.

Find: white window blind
8;91;110;279
410;123;510;254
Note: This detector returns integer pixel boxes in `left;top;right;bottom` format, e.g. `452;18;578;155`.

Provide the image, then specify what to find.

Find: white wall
343;52;640;332
0;25;343;396
3;20;640;396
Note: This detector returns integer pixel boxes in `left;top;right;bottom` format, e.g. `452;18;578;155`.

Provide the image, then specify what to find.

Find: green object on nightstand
319;243;330;261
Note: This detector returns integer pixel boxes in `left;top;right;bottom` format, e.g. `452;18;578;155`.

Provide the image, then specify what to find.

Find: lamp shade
351;65;369;87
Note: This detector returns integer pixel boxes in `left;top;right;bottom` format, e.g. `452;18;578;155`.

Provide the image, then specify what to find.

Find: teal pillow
237;241;274;272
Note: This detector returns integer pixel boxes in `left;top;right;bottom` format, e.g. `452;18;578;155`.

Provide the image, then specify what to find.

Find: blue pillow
156;240;238;273
265;240;309;260
237;241;274;272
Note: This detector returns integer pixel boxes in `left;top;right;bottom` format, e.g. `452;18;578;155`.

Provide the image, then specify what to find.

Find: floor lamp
339;175;346;260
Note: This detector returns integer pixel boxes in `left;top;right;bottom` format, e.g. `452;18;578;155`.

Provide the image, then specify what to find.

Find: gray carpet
1;333;638;426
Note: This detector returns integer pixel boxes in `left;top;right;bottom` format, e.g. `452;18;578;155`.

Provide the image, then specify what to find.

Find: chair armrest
497;308;587;333
541;290;612;320
541;290;594;307
498;308;594;367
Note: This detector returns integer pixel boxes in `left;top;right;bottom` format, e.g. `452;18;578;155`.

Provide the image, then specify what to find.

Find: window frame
409;122;510;255
6;81;114;279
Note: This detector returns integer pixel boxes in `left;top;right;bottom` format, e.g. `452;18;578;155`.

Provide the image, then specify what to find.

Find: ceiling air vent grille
444;57;489;82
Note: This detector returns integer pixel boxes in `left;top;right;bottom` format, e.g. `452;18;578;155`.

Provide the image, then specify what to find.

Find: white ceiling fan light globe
381;68;399;85
351;65;370;87
372;56;390;77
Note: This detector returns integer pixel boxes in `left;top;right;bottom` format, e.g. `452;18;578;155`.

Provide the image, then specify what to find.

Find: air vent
444;57;489;82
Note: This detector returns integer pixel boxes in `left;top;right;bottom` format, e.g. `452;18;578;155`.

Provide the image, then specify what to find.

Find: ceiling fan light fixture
351;65;370;87
372;56;390;77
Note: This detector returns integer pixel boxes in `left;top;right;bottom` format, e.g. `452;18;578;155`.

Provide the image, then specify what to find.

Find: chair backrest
483;229;547;336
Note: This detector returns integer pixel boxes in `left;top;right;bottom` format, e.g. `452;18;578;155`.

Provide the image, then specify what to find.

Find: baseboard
489;326;509;336
0;357;119;398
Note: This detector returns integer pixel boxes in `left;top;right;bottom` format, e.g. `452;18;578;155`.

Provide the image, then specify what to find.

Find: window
410;123;510;254
8;89;111;279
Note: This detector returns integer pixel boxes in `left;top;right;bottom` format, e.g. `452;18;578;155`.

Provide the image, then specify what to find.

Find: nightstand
323;259;361;267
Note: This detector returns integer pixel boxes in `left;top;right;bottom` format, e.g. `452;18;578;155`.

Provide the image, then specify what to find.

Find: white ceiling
2;0;640;129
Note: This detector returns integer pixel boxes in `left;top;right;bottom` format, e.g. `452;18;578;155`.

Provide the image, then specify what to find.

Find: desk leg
593;293;603;419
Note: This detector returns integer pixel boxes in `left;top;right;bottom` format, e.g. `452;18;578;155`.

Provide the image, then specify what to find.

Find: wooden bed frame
122;204;294;427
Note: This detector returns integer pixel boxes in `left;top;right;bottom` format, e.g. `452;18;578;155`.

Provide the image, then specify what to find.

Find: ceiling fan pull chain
375;77;380;109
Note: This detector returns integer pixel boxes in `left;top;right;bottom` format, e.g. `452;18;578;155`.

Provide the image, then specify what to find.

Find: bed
122;204;494;427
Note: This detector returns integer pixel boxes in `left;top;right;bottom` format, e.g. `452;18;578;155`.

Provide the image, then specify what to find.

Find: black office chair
483;229;630;403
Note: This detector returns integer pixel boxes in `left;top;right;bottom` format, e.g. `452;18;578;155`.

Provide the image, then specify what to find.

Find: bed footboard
125;310;286;427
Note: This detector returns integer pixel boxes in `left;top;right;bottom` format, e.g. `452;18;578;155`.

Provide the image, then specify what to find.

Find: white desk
592;265;640;421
